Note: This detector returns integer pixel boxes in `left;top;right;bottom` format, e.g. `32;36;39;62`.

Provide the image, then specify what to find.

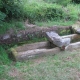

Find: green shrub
72;0;80;3
0;0;23;19
43;0;57;3
65;4;80;20
0;46;10;64
43;0;71;6
22;1;79;22
0;11;6;22
56;0;71;6
23;3;66;22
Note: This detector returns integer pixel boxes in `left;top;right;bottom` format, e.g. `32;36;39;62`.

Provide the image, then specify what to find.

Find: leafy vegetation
0;0;80;34
35;20;75;27
22;0;80;22
0;46;10;64
72;0;80;3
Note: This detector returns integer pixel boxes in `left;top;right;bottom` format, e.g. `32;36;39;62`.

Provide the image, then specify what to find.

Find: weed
0;20;25;34
35;20;75;27
0;46;10;64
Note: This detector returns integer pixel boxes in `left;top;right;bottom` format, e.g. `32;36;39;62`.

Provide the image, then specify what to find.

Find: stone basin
10;34;80;61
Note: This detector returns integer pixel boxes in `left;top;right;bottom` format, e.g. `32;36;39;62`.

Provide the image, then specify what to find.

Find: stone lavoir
10;33;80;61
1;25;80;61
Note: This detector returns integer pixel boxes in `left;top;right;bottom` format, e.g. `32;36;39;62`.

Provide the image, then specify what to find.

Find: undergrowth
35;19;76;27
0;20;25;34
0;46;11;65
0;0;80;34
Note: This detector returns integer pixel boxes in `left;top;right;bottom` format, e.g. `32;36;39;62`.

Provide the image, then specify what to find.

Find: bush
0;11;6;22
0;0;23;19
43;0;71;6
23;3;66;22
56;0;71;6
72;0;80;3
22;1;79;22
0;46;10;64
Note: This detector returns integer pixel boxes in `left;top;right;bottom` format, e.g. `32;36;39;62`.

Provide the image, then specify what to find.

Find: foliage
22;1;80;22
0;0;23;19
57;0;71;6
0;20;25;34
44;0;72;6
35;20;75;27
0;46;10;64
72;0;80;3
0;0;80;34
0;0;79;22
0;11;6;22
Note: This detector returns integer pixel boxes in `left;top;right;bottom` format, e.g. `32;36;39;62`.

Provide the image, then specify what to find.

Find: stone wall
0;26;72;44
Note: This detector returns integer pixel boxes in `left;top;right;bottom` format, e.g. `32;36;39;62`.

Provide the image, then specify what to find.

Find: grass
0;49;80;80
35;20;76;27
0;20;25;34
0;46;11;64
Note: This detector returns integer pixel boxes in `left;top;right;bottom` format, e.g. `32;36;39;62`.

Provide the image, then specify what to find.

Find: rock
3;34;10;40
46;31;71;47
65;41;80;51
72;21;80;34
76;29;80;34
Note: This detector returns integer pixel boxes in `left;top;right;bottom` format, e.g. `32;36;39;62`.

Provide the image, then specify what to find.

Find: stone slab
46;31;71;47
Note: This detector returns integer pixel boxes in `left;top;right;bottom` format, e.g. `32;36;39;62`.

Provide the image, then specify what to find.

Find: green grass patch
35;20;76;27
0;46;11;64
0;49;80;80
0;20;25;34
